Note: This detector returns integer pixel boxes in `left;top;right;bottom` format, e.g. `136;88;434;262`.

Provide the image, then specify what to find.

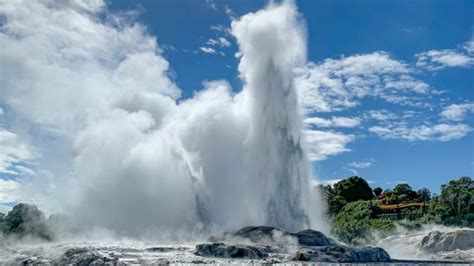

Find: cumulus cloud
0;0;179;134
416;42;474;71
295;52;430;114
296;40;473;145
304;116;361;128
440;103;474;121
304;130;354;161
369;123;471;142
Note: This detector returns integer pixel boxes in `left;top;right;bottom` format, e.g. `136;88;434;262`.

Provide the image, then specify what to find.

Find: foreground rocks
211;225;335;246
55;247;119;265
420;229;474;253
195;243;268;259
292;246;390;262
198;225;391;263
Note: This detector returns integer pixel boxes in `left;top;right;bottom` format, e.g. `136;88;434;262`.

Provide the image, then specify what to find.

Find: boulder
232;226;288;243
54;247;119;265
294;229;334;246
210;226;335;247
420;230;474;253
292;246;391;263
198;226;392;263
194;243;267;259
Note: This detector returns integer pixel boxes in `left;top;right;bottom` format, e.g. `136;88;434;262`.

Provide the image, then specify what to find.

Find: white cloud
440;103;474;121
366;110;398;121
348;160;374;169
0;0;179;134
464;40;474;54
210;24;230;34
369;123;471;142
304;130;354;161
224;5;236;18
0;179;20;202
200;46;217;54
0;129;36;175
304;116;361;128
206;37;231;47
416;43;474;71
295;52;430;113
384;74;429;93
206;0;217;11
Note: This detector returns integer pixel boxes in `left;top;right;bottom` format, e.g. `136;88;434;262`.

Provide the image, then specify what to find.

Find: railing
377;202;429;210
375;212;424;221
374;202;429;220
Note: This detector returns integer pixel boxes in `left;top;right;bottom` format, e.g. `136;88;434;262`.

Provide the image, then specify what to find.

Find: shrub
2;203;53;240
332;200;394;245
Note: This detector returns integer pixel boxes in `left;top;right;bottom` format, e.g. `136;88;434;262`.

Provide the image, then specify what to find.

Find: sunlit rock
421;230;474;253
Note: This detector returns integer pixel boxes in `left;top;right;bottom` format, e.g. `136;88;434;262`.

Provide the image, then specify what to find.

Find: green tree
3;203;52;240
316;184;347;216
0;212;6;233
392;183;417;203
373;187;383;197
333;176;374;203
332;200;394;244
430;177;473;226
417;188;431;202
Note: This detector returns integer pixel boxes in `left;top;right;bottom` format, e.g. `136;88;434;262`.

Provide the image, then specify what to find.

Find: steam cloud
0;0;325;237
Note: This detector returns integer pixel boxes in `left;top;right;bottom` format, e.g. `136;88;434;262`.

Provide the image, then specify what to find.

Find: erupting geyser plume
232;2;312;231
75;1;322;236
0;0;325;238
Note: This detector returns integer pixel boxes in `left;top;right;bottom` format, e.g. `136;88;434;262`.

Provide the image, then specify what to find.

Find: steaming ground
1;226;472;264
375;224;474;261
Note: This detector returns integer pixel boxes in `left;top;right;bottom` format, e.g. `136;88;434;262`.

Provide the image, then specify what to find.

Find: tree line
317;176;473;244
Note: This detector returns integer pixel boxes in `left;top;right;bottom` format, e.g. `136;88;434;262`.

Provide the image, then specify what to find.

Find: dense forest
318;176;473;244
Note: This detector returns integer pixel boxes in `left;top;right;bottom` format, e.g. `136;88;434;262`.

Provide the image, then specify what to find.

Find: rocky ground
377;227;474;262
0;226;472;264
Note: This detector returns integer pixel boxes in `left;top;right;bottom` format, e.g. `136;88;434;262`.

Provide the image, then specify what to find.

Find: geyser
75;1;320;236
0;0;324;237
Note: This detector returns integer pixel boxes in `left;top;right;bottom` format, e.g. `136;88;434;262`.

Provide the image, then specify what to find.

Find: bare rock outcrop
421;230;474;253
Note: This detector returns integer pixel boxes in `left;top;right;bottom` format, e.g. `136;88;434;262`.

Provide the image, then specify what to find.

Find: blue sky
105;0;473;192
0;0;473;213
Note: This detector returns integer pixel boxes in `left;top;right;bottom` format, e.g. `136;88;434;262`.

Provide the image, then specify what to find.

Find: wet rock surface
292;246;391;262
199;226;390;263
210;225;335;246
294;229;336;246
194;242;268;259
420;229;474;253
2;227;474;264
55;247;119;265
